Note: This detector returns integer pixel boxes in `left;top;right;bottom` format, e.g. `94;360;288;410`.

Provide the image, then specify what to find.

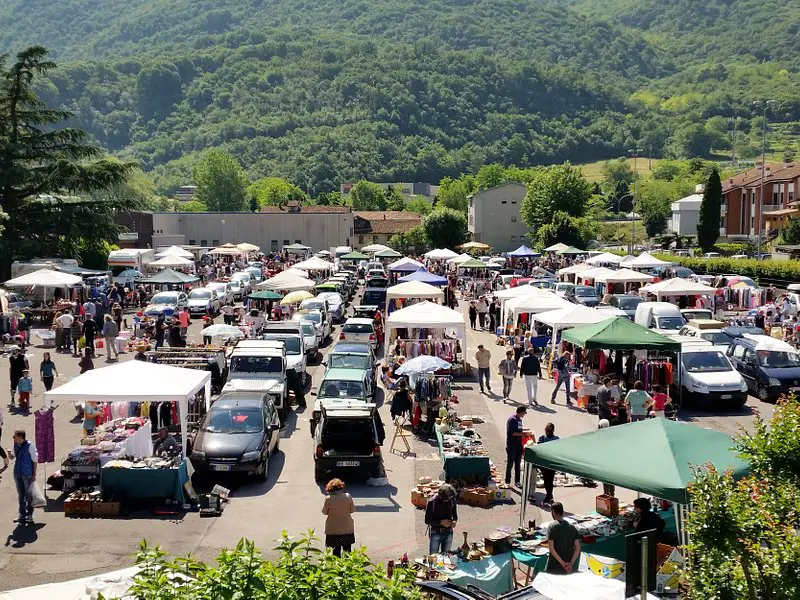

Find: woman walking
321;478;356;557
537;423;559;505
39;352;58;392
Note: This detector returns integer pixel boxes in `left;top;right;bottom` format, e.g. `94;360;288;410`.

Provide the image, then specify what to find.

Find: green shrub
651;253;800;284
713;242;753;256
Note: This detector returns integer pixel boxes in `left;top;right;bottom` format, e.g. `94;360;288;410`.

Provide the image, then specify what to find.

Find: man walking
102;315;119;362
476;297;488;330
9;429;38;525
499;350;518;402
505;406;527;487
550;350;573;406
488;298;497;333
474;344;492;394
520;347;542;406
55;309;74;353
178;306;191;339
83;315;98;357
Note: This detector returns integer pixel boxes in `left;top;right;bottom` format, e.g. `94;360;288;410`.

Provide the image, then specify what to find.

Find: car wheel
756;385;769;402
732;395;748;410
314;465;326;483
371;463;385;479
255;457;268;482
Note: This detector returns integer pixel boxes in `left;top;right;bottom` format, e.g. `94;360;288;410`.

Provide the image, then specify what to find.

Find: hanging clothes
34;407;56;464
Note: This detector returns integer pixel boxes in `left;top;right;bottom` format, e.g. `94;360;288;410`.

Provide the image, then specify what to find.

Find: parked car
190;392;281;481
607;294;643;319
231;271;254;296
678;319;731;348
245;266;264;283
679;343;748;409
340;317;378;349
316;292;345;323
680;309;713;322
299;309;331;343
3;291;33;311
568;285;599;307
634;301;685;335
313;403;383;481
295;318;320;359
727;334;800;402
208;281;234;305
554;282;575;298
187;287;221;316
261;327;308;386
325;345;378;397
227;279;244;300
311;366;374;435
143;291;188;322
223;340;288;422
361;288;387;311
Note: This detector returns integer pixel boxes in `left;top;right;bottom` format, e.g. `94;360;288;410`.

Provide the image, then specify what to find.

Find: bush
652;253;800;284
714;242;753;256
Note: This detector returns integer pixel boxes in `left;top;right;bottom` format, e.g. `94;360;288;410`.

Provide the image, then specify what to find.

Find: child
17;369;33;411
650;385;671;418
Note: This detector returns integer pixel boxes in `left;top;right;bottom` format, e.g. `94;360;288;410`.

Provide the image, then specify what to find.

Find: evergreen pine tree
696;168;722;252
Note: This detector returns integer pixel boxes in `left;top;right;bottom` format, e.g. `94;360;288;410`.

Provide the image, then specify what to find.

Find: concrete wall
468;183;529;252
151;212;354;253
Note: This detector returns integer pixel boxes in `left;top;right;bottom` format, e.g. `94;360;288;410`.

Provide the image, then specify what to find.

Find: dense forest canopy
0;0;796;195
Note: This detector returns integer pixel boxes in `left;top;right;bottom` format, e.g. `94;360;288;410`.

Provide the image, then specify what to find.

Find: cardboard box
92;501;121;518
595;494;619;517
64;498;93;517
461;488;493;507
411;489;430;509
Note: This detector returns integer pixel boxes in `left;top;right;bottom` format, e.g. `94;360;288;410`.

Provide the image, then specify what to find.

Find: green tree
475;163;507;190
389;225;429;255
521;163;591;232
781;218;800;244
180;200;207;212
349;181;386;211
696;168;722;251
405;196;432;215
248;177;306;208
0;46;135;278
193;150;249;212
423;207;467;249
536;211;592;249
436;176;474;213
669;123;713;158
635;179;685;238
384;185;406;211
135;62;182;121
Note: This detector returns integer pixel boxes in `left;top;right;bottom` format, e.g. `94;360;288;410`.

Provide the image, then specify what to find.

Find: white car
295;318;320;358
231;272;253;296
187;287;221;316
299;297;331;321
144;291;188;323
316;292;345;323
298;309;331;343
208;281;234;305
555;282;576;298
227;279;243;300
339;317;377;349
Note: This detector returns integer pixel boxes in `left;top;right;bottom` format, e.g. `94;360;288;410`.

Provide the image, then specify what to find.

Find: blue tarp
397;268;448;285
507;245;540;258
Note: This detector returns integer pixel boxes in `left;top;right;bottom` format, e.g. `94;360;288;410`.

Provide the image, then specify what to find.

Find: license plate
336;460;360;467
211;464;232;472
721;394;732;400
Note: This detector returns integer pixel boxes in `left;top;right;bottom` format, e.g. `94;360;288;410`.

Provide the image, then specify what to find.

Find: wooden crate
92;501;121;518
64;498;93;517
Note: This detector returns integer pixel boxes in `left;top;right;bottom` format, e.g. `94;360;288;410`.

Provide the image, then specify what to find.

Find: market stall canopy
625;251;673;269
246;289;283;300
283;243;311;252
576;267;615;282
594;268;655;284
149;254;194;268
524;418;749;504
506;245;540;258
386;280;445;303
292;257;335;271
561;317;680;351
388;257;425;272
361;243;391;253
558;246;587;255
256;272;315;291
457;241;491;250
618;255;636;265
201;324;245;339
446;253;472;265
584;252;624;265
556;262;592;276
493;285;543;300
279;267;312;278
397;268;448;285
236;242;260;253
375;248;403;258
315;250;332;257
457;258;489;269
505;290;570;316
641;278;716;297
533;304;612;329
424;248;459;260
386;300;466;331
4;268;82;288
544;242;569;253
136;269;199;285
208;244;240;255
340;250;370;261
154;245;193;258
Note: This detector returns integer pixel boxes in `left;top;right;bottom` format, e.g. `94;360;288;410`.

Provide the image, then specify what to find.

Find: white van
223;340;288;421
680;342;748;409
634;302;685;336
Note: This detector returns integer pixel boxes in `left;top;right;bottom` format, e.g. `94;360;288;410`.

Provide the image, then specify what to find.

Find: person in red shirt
649;385;671;418
177;307;191;339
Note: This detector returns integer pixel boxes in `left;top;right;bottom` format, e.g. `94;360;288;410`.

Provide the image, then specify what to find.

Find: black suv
313;403;384;482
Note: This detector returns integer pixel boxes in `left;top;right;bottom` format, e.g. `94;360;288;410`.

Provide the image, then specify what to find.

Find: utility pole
629;147;643;253
752;101;777;260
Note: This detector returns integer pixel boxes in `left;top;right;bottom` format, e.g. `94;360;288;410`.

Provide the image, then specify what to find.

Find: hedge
651;253;800;285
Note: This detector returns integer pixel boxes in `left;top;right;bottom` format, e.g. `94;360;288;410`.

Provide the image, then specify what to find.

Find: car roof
322;367;368;380
345;318;374;325
213;393;268;407
333;342;372;354
722;326;765;337
230;347;283;357
739;334;797;352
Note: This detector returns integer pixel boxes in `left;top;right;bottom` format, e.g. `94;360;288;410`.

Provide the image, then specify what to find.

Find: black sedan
190;392;281;481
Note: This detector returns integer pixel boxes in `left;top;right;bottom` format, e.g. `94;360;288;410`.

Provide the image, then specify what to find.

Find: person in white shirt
82;300;96;320
55;311;75;353
220;303;235;325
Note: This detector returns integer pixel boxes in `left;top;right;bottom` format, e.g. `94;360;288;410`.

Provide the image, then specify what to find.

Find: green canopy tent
375;248;402;259
136;268;199;286
520;419;750;543
557;246;587;255
340;251;370;261
457;258;489;269
246;290;283;301
561;317;680;351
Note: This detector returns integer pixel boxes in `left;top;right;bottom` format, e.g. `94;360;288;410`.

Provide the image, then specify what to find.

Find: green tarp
246;290;283;300
340;251;369;260
558;246;587;255
458;258;489;268
136;268;199;285
561;317;681;351
524;419;749;504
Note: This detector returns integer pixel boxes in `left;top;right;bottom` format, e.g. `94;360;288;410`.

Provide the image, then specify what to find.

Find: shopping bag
96;339;104;349
78;337;86;350
27;481;47;508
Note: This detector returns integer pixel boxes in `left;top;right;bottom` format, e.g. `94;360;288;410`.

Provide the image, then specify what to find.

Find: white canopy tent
575;266;615;285
503;290;570;328
256;272;315;292
149;254;194;268
544;242;569;253
618;255;636;265
388;257;425;272
361;243;391;253
208;243;241;255
446;253;472;265
595;268;655;284
4;268;82;288
386;281;445;307
556;262;592;281
236;242;260;253
155;245;193;259
292;257;336;271
424;248;459;260
584;252;624;265
45;361;211;456
385;301;467;358
641;277;716;300
533;304;613;356
625;251;673;269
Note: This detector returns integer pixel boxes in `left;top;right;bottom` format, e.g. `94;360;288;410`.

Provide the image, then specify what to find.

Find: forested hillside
0;0;796;194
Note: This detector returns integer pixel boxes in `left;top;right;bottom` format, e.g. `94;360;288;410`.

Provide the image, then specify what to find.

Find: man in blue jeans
506;406;528;487
550;350;573;406
474;344;492;393
10;429;38;525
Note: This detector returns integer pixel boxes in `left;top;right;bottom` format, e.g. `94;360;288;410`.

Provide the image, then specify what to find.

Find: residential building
171;185;197;203
670;185;704;236
340;182;439;203
352;211;422;249
467;182;529;252
116;205;354;252
722;163;800;239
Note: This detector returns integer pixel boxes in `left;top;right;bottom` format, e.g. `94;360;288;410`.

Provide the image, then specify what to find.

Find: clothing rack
391;338;461;362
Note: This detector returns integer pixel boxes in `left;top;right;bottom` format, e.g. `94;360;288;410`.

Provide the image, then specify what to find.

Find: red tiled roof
367;219;421;234
724;164;800;192
354;211;423;220
261;203;351;214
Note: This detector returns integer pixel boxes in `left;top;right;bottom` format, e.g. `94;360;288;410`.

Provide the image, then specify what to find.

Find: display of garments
634;360;674;389
394;339;460;362
415;376;452;404
35;407;55;463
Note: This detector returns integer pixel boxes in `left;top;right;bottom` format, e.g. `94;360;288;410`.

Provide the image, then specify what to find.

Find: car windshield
304;312;322;324
189;290;211;299
682;311;711;320
300;323;315;336
230;356;283;373
701;332;730;345
329;354;371;369
302;301;325;311
615;297;642;310
202;407;263;434
575;288;596;297
343;323;374;334
683;351;732;373
756;350;800;368
656;316;684;330
210;284;226;292
318;293;342;305
151;294;178;305
262;336;301;355
319;380;366;398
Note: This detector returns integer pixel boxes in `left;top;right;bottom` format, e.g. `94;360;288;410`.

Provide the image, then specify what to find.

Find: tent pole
520;461;532;527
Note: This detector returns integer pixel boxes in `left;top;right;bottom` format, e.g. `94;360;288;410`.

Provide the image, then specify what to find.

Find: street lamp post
752;101;777;260
628;148;643;253
612;193;634;245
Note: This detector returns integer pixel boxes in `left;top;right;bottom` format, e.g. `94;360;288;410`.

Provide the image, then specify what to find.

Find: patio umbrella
340;251;370;261
284;243;311;253
4;268;82;287
458;241;491;250
246;290;283;301
281;290;314;305
375;248;402;258
200;324;245;339
237;242;260;253
394;355;452;376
